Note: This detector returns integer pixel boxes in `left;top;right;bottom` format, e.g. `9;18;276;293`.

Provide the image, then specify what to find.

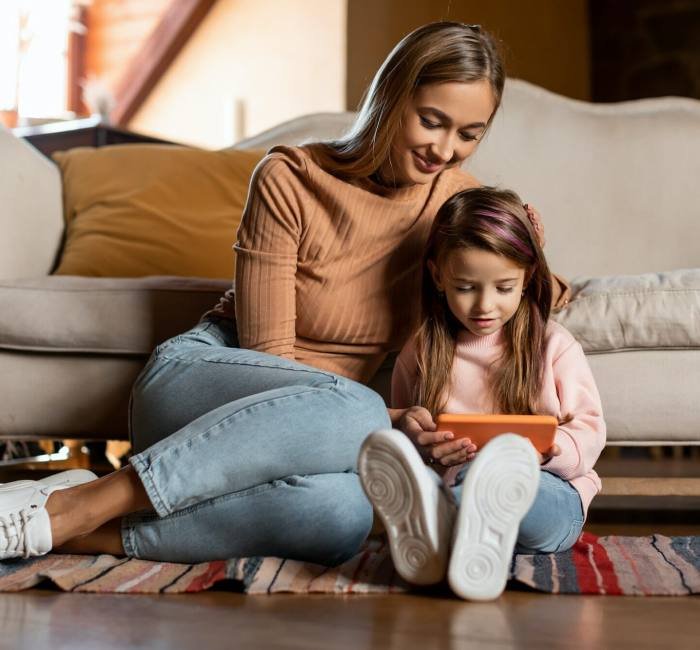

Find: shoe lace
0;509;34;559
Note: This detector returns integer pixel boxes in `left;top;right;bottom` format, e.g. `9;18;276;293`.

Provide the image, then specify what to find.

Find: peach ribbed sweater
208;145;479;383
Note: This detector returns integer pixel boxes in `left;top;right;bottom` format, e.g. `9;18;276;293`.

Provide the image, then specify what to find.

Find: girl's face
386;80;495;186
429;247;526;337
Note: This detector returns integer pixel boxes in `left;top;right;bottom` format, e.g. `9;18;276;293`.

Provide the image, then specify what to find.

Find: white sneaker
358;429;455;585
0;469;97;560
448;433;540;601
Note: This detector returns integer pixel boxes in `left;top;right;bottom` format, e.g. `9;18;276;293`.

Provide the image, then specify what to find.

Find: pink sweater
391;320;606;517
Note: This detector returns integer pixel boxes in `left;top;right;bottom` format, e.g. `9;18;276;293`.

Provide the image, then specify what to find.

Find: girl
359;187;605;600
0;24;567;565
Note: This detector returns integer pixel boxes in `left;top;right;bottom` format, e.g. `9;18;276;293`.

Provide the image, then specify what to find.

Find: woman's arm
234;156;302;358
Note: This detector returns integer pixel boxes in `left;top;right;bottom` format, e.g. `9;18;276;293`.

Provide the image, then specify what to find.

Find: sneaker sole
448;433;540;601
359;430;450;585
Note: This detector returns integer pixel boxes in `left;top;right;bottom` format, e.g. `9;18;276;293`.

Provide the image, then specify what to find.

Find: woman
0;22;567;564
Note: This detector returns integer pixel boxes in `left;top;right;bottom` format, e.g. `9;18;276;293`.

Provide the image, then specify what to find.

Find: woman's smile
384;80;495;186
412;150;444;174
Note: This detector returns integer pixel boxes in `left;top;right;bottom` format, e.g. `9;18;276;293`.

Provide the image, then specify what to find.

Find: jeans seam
129;454;172;517
139;384;348;505
152;321;220;358
554;519;584;553
153;351;340;383
142;479;285;521
150;383;338;460
121;519;137;557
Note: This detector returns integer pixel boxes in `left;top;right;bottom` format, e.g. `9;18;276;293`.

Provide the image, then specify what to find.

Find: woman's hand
524;203;546;248
396;406;476;468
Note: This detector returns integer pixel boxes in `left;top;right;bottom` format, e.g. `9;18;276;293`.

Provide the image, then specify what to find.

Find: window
0;0;85;121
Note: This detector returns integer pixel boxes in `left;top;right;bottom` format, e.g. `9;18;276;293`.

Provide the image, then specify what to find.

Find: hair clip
464;23;481;33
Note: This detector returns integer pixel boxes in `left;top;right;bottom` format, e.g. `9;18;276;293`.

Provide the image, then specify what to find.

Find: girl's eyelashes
454;286;515;294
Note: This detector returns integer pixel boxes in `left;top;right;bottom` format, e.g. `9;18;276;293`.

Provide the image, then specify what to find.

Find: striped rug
0;533;697;596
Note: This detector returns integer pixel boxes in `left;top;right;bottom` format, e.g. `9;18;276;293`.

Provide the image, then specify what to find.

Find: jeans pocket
152;337;180;359
554;518;585;553
207;317;239;347
153;321;225;359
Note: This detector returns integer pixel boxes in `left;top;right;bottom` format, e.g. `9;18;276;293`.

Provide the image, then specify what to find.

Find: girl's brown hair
307;22;505;182
415;187;553;416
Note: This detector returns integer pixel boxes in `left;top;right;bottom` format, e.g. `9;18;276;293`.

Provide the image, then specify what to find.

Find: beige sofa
1;80;699;492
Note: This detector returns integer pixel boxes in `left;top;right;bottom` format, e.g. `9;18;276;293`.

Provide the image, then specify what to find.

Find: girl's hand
397;406;477;467
524;203;546;248
537;443;561;465
536;413;571;463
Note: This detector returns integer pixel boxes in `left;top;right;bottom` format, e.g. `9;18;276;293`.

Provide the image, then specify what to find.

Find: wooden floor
2;516;698;650
2;451;699;649
3;582;699;650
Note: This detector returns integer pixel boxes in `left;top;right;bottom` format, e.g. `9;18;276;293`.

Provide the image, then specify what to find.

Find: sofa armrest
230;112;356;150
0;125;63;279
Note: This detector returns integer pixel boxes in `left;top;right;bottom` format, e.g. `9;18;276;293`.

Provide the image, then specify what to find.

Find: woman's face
386;80;495;186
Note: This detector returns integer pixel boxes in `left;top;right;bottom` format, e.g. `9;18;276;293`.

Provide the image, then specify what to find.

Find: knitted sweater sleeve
234;155;303;358
544;339;607;480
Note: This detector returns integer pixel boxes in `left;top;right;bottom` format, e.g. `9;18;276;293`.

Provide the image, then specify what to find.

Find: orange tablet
435;414;557;453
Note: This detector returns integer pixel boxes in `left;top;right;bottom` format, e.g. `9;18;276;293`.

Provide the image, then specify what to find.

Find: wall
590;0;700;101
85;0;172;91
129;0;347;148
346;0;591;110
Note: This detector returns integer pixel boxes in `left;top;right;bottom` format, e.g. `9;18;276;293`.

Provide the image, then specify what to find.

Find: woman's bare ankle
45;485;100;547
54;519;126;556
45;465;152;548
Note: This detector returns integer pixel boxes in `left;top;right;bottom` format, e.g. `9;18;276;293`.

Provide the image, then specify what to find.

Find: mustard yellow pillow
52;145;267;278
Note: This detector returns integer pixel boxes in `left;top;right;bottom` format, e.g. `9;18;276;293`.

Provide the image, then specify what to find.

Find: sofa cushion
552;268;700;352
52;145;266;279
0;351;140;439
587;349;700;444
0;125;63;278
0;276;231;355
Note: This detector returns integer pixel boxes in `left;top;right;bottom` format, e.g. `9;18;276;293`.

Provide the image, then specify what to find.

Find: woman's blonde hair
307;22;505;182
415;187;553;416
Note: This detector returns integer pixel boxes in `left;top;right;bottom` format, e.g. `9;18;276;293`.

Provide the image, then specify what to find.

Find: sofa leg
61;439;92;468
105;440;131;470
0;439;116;476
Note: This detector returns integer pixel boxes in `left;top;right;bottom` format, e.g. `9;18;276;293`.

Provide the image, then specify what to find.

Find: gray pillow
552;268;700;353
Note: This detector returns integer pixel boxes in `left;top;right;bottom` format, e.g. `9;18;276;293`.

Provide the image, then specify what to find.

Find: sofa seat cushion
0;351;139;439
588;349;700;444
552;268;700;353
0;276;231;355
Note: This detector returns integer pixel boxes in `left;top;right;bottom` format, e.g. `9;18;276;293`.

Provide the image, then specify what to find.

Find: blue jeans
451;464;585;554
122;319;390;565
